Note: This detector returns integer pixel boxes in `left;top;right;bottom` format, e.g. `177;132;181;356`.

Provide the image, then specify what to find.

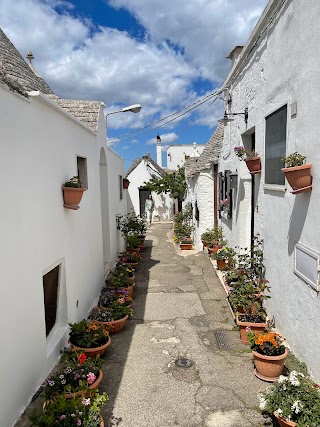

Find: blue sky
0;0;268;170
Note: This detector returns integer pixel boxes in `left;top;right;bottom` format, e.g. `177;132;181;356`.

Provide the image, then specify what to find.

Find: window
43;265;60;337
119;175;123;200
265;105;287;186
77;156;88;188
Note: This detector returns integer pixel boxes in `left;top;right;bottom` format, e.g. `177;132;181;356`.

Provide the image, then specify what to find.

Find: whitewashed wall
186;168;215;249
166;145;206;170
126;160;173;220
0;86;126;427
218;0;320;380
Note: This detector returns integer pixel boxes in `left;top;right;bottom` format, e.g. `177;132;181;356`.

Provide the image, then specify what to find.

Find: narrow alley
100;223;272;427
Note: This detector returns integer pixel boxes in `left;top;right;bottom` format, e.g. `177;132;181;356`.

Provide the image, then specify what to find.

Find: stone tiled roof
47;95;101;131
185;123;224;178
0;28;53;95
126;154;164;178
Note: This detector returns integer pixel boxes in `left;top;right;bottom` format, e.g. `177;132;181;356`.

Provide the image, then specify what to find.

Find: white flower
291;400;303;414
277;409;283;415
82;398;91;406
258;394;267;410
278;375;287;384
289;371;301;386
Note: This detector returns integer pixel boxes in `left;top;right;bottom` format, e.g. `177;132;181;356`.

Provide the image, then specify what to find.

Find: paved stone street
101;223;272;427
15;222;273;427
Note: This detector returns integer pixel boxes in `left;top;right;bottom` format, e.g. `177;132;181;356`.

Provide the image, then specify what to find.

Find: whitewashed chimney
156;135;162;167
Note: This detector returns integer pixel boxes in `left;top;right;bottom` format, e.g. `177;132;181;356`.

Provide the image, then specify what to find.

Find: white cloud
0;0;268;135
146;132;178;145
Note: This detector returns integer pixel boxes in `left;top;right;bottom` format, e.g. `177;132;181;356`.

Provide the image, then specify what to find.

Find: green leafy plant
180;236;193;244
143;166;186;200
69;320;109;348
64;176;82;188
105;272;133;289
43;352;102;400
117;251;141;263
247;330;286;356
124;233;141;249
201;225;223;246
214;246;235;260
116;213;147;236
234;146;258;160
29;391;108;427
281;152;306;168
258;372;320;425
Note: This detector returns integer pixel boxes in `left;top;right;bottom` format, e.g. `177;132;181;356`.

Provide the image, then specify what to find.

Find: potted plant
123;178;130;189
105;272;135;297
281;152;312;194
219;198;229;211
69;320;111;358
43;352;103;400
90;302;132;334
117;251;140;267
258;371;320;426
99;289;133;309
112;263;135;282
247;330;288;382
63;176;86;210
234;146;261;174
214;246;235;270
29;390;108;427
124;233;141;253
180;236;193;250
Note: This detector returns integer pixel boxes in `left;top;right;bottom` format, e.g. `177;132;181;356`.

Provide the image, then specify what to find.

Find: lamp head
218;111;234;125
122;104;142;113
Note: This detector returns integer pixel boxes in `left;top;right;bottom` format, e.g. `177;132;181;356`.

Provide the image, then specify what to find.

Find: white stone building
0;29;127;427
185;125;224;248
218;0;320;380
126;154;174;220
166;142;206;170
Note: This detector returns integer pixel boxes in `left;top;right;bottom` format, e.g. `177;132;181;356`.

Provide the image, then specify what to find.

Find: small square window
77;156;88;188
119;175;123;200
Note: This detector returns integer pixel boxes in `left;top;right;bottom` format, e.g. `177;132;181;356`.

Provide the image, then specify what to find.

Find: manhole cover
214;330;246;351
175;358;193;368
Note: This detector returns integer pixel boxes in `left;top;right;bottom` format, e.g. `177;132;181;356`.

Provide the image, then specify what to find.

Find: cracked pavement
102;223;273;427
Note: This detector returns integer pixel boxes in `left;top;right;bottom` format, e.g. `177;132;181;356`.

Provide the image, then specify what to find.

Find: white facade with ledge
218;0;320;380
166;143;206;169
0;84;126;427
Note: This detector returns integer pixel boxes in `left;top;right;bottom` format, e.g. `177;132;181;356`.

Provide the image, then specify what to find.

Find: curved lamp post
106;104;142;144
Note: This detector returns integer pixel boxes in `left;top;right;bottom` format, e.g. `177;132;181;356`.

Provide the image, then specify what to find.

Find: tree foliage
143;166;187;200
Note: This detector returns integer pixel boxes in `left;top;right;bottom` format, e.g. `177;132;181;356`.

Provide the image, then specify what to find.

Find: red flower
78;353;87;365
314;384;319;388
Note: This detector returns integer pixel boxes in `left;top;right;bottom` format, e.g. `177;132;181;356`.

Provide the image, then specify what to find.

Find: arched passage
99;148;111;271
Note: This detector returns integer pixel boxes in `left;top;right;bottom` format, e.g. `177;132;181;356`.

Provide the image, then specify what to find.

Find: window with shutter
43;265;60;337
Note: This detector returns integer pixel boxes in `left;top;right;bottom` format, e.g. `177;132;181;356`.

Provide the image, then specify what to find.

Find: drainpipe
214;164;218;225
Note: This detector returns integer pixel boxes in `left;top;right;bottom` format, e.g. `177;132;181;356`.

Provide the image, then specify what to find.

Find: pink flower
87;372;96;385
82;398;91;406
77;419;82;426
60;415;66;420
245;326;251;332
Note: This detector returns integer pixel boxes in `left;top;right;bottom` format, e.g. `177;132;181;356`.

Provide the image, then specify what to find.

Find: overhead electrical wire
108;87;223;143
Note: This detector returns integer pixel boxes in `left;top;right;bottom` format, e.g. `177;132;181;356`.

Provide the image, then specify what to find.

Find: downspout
214;164;218;225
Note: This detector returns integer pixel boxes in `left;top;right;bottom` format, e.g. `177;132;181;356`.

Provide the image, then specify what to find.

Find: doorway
139;189;151;217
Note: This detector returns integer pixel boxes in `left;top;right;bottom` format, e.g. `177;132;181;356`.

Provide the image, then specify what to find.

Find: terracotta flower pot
139;245;146;251
208;247;219;256
245;157;261;174
236;314;267;345
281;163;312;194
123;179;130;189
94;314;129;334
253;348;288;382
65;370;103;399
124;261;138;268
126;247;140;253
63;187;86;210
180;243;192;250
216;259;227;270
69;336;111;358
274;412;296;427
202;240;209;247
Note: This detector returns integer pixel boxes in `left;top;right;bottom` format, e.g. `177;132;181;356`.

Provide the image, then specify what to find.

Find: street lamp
106;104;142;144
218;107;248;125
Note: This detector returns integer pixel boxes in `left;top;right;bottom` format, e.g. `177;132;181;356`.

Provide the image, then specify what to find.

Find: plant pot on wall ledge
63;187;86;210
245;157;261;175
281;164;312;194
123;178;130;189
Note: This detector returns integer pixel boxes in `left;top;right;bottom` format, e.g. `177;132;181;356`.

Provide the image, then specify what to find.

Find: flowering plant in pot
62;176;86;210
90;303;133;333
214;246;235;270
219;198;229;211
281;152;312;194
29;390;108;427
99;289;133;309
124;233;141;252
117;251;141;264
258;371;320;426
179;236;193;250
234;146;261;174
116;213;147;237
69;320;111;358
105;272;135;297
43;352;103;400
247;330;287;381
